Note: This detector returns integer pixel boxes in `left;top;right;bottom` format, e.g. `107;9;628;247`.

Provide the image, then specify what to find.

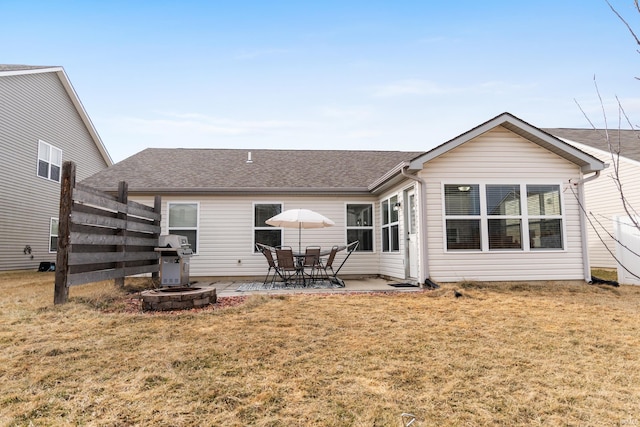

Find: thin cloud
113;112;310;137
371;79;536;98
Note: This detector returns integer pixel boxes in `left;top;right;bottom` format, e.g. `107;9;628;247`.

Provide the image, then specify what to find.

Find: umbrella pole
298;224;301;254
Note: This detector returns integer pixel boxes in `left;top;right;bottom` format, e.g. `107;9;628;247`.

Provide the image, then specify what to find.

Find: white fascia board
54;69;114;166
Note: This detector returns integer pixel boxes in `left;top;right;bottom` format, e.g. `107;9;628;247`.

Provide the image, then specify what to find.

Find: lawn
1;271;639;426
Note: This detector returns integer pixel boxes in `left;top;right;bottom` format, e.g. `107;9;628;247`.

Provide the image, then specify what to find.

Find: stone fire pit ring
141;285;217;311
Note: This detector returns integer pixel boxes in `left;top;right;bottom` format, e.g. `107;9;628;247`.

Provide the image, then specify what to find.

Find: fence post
152;195;162;282
115;181;128;287
54;161;75;304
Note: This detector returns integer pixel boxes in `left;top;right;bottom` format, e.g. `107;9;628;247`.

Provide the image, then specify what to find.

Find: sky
3;0;640;163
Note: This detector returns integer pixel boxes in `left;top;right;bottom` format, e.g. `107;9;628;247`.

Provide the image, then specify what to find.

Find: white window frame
49;217;59;253
253;202;283;252
37;140;62;182
381;195;400;252
442;182;566;252
167;202;199;253
345;202;374;252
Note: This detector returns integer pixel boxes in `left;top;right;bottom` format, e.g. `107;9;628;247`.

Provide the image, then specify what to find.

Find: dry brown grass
1;271;640;426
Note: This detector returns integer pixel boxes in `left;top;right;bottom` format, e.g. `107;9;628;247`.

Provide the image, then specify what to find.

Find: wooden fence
54;161;161;304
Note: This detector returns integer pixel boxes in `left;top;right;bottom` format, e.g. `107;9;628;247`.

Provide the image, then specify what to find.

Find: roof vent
246;151;253;164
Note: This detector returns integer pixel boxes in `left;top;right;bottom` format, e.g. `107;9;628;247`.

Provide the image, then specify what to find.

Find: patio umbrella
266;208;335;253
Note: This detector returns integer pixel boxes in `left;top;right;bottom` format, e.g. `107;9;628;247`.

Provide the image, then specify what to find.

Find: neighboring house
0;64;112;271
543;128;640;271
82;113;605;284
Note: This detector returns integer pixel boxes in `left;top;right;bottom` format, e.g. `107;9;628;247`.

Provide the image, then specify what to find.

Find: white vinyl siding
134;195;381;278
0;71;110;271
421;126;586;282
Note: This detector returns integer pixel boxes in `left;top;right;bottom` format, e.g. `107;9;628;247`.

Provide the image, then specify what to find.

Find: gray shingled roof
81;148;423;194
544;128;640;162
0;64;57;72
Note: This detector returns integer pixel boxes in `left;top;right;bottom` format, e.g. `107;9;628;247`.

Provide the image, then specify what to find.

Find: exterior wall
562;141;640;268
420;126;587;282
132;194;384;278
0;72;109;271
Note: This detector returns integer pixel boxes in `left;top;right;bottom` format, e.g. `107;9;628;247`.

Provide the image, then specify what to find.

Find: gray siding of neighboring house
0;71;109;271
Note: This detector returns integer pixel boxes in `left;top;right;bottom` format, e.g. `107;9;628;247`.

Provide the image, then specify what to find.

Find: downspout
401;166;430;285
570;171;601;282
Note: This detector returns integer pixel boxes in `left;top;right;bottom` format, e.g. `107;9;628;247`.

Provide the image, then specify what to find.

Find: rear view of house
82;113;606;284
0;65;112;271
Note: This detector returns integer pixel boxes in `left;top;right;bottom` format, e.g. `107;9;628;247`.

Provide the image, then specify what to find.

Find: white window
254;203;282;251
168;203;199;253
49;218;59;253
346;203;373;251
444;184;564;252
37;140;62;182
527;185;563;250
381;195;399;252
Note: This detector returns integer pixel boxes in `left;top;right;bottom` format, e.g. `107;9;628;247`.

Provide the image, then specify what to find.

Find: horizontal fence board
75;182;117;200
70;233;157;247
69;251;160;265
127;202;161;221
68;264;159;287
70;211;160;234
74;188;127;214
73;203;118;219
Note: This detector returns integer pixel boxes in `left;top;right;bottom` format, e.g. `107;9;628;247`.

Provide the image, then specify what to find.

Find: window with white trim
37;140;62;182
444;184;564;251
254;203;282;251
381;195;399;252
346;203;373;251
49;218;59;253
527;185;563;249
444;185;481;250
168;203;198;253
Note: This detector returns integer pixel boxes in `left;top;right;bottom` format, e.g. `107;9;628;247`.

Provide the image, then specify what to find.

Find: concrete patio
192;276;425;298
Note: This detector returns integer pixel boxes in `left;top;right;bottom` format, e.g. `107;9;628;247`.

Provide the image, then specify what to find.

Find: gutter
400;166;430;285
570;170;602;281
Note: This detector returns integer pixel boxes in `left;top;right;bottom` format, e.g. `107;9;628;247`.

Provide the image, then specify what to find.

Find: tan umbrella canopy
266;208;335;253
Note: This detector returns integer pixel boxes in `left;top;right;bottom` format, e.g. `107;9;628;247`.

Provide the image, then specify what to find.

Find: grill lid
159;234;190;249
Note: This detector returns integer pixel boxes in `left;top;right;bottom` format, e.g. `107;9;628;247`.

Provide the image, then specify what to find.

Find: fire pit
141;285;217;311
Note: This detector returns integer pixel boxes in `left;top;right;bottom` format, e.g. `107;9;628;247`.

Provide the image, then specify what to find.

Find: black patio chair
256;243;279;284
275;247;304;286
302;246;321;282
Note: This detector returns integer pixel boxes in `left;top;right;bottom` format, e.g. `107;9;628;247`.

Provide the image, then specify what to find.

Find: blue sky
3;0;640;162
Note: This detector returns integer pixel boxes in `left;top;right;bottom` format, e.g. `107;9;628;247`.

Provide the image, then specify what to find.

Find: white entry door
406;190;419;279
